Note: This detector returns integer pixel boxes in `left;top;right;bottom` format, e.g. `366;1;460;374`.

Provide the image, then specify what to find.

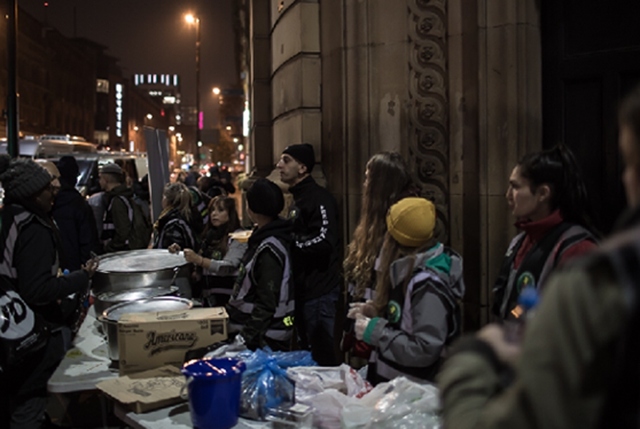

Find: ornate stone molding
408;0;449;241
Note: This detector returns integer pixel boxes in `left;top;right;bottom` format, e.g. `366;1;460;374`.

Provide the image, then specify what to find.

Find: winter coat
364;243;464;384
152;208;197;250
287;176;341;301
437;207;640;429
52;183;100;271
226;218;294;351
102;184;135;253
492;209;597;320
0;203;90;326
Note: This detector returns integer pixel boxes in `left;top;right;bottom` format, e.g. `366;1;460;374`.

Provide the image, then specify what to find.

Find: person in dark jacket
437;84;640;429
53;155;100;270
152;182;197;250
0;155;98;429
226;178;294;351
100;163;135;253
276;143;341;365
492;144;598;321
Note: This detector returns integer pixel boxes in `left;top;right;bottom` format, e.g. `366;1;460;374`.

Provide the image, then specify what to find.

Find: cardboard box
118;307;227;375
96;365;186;413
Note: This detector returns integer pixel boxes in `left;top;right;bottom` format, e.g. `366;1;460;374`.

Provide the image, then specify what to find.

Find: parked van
0;136;97;158
62;152;149;197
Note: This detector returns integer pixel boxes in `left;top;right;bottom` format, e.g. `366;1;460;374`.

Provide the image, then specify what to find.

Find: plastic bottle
504;286;539;343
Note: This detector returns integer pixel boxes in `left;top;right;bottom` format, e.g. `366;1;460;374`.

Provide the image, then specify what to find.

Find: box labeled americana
117;307;227;375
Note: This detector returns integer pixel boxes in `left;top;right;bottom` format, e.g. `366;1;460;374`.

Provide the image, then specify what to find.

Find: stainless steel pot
93;249;191;298
100;296;193;361
94;285;179;316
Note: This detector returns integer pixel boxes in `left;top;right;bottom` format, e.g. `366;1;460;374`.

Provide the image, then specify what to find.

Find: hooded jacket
365;243;465;384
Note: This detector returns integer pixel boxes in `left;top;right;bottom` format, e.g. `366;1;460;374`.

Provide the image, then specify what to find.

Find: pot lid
103;297;193;321
97;249;187;273
97;286;178;303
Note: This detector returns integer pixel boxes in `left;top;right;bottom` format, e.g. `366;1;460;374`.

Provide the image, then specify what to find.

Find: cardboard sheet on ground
96;365;186;413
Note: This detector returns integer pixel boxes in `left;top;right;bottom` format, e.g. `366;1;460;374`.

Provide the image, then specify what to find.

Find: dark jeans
295;286;341;366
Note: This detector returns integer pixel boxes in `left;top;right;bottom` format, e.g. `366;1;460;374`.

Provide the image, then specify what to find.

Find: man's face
99;173;108;191
620;124;640;208
276;154;306;185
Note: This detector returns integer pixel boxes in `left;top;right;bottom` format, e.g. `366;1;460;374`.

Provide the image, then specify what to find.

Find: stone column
270;0;322;172
448;0;542;328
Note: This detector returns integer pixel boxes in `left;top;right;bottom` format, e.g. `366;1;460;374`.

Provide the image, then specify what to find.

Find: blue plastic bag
238;348;316;420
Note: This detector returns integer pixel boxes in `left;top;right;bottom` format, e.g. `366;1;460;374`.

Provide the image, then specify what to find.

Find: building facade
236;0;640;329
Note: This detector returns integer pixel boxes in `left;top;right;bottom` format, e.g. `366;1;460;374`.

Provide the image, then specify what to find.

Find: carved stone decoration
408;0;449;242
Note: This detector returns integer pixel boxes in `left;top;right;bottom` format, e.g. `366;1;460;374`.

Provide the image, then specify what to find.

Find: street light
185;13;201;165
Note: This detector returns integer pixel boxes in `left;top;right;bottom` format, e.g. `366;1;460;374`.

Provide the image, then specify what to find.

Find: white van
0;137;97;158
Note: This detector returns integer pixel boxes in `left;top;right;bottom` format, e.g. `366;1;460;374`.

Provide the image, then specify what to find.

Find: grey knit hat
0;154;52;200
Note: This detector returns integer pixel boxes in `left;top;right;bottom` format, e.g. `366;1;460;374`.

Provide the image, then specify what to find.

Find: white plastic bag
341;377;441;429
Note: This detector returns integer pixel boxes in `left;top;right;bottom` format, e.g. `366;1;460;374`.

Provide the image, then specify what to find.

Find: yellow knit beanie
386;197;436;247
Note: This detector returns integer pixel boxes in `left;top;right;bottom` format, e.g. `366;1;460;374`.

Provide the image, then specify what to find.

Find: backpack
114;195;153;250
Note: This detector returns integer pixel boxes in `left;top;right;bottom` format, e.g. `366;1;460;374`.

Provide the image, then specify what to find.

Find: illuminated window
96;79;109;93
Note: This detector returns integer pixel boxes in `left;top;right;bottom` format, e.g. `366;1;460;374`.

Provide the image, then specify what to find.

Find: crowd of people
4;84;640;427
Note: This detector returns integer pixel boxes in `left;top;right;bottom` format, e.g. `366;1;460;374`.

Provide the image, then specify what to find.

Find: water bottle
504;286;539;343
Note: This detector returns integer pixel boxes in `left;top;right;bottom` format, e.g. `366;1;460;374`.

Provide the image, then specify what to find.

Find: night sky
19;0;238;130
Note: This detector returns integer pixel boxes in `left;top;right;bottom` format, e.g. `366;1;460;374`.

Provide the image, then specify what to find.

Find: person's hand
354;314;370;341
347;300;376;319
168;243;181;254
477;324;522;365
82;258;99;278
183;249;201;265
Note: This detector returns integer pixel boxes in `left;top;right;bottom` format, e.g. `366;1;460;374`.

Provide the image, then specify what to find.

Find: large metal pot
93;249;192;297
99;296;193;361
94;285;179;316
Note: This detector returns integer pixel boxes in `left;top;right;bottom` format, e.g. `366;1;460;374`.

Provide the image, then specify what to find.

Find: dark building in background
0;8;95;139
0;6;168;153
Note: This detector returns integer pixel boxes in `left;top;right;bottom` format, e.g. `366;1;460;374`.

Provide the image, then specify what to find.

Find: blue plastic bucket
181;357;246;429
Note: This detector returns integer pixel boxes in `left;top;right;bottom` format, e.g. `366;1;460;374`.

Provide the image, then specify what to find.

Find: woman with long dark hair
492;144;598;320
171;196;247;306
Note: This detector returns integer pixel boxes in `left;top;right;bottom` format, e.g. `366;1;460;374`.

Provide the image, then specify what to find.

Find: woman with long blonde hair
152;182;197;250
344;152;417;300
342;152;417;358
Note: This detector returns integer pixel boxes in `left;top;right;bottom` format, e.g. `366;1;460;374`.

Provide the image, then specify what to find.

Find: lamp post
185;14;201;165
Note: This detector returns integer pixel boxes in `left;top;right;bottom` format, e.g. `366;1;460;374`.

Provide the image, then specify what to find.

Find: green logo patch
387;300;401;324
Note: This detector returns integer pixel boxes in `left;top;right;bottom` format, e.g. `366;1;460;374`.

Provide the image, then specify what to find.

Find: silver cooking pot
99;296;193;361
93;285;180;316
93;249;192;298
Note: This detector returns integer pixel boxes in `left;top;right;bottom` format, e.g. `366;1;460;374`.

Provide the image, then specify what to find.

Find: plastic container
504;286;539;343
265;404;314;429
181;357;246;429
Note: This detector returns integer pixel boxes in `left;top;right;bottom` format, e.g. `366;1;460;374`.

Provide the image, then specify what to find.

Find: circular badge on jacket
516;271;536;294
387;300;401;324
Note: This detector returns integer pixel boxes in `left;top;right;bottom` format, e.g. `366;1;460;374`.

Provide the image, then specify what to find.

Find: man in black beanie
277;144;341;365
53;155;100;270
226;178;295;351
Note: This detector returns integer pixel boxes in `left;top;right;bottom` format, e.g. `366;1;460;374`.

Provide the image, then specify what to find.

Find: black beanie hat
0;154;52;200
57;155;80;185
283;143;315;173
247;178;284;218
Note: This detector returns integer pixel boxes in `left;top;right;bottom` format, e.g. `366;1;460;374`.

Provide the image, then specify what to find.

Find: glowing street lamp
185;13;201;164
